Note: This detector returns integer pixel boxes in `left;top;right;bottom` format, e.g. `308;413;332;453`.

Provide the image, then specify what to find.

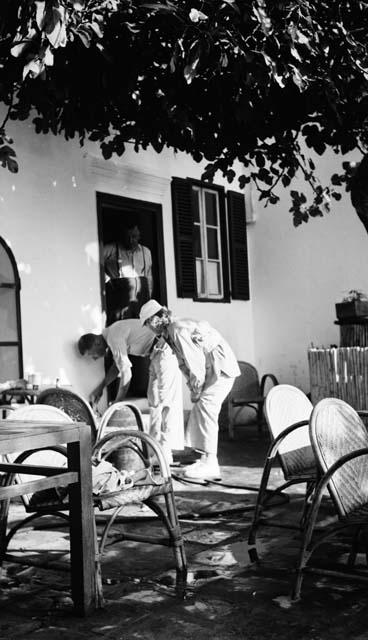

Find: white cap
139;299;163;325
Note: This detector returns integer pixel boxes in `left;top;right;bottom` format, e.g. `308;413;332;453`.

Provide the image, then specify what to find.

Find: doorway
96;192;167;398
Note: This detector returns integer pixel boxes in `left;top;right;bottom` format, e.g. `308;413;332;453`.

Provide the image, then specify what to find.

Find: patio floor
1;426;368;640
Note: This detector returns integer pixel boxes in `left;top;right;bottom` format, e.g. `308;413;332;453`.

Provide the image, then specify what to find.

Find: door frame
96;191;167;315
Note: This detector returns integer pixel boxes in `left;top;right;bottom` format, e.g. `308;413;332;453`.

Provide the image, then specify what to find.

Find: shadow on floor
2;429;368;640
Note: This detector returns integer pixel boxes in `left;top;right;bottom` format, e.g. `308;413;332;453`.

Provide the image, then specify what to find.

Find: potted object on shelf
336;289;368;320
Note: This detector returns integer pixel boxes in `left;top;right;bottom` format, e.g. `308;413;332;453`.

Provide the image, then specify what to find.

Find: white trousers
148;346;184;451
186;374;235;455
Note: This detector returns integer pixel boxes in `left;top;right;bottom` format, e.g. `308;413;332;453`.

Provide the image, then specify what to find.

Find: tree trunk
350;155;368;234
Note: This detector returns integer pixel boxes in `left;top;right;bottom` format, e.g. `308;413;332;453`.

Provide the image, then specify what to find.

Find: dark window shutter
218;190;231;302
227;191;250;300
171;177;195;298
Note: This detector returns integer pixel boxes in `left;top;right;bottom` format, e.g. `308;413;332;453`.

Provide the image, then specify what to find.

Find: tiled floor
1;427;368;640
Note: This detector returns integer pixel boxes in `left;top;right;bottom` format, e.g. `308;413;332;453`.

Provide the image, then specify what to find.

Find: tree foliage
1;0;368;225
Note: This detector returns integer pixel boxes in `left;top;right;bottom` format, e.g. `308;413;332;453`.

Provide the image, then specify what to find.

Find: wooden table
0;420;97;615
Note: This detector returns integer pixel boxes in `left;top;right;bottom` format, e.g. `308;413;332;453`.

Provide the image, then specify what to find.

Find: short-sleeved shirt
102;319;155;382
104;243;152;281
165;318;240;397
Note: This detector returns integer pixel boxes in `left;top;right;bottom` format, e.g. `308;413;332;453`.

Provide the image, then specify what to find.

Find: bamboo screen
308;347;368;409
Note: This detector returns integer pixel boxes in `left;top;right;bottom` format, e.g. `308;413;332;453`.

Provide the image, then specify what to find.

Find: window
193;187;224;299
0;237;23;380
171;178;250;302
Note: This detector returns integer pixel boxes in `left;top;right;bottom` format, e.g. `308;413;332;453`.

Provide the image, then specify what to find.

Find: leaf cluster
1;1;368;224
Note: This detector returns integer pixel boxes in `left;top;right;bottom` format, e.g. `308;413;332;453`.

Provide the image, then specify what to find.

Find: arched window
0;237;23;381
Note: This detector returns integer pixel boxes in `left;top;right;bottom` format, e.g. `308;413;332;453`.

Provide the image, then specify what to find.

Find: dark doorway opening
96;192;167;398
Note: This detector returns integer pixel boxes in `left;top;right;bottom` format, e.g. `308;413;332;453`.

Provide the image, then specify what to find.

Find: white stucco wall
0;118;254;406
251;149;368;393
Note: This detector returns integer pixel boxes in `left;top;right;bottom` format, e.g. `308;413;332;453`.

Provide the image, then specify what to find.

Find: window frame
189;178;230;303
192;185;225;300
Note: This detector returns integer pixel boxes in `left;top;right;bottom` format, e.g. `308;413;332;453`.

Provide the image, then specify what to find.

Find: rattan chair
37;387;98;442
292;398;368;600
248;384;317;550
0;402;187;597
227;361;278;439
97;401;145;441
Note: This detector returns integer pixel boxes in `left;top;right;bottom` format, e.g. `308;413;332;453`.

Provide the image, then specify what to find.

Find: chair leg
300;480;315;529
228;399;235;440
163;489;187;597
291;491;322;601
247;457;274;549
92;517;105;608
0;497;10;570
256;402;264;436
147;492;187;597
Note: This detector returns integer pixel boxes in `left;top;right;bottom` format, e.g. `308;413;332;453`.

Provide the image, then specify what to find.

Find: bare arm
89;363;119;404
145;247;153;296
114;377;131;403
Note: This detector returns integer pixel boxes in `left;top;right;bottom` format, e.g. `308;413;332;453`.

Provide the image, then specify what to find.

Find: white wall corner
85;153;171;201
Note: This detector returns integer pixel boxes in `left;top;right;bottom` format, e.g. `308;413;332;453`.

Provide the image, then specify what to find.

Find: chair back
97;402;145;440
265;384;315;478
230;362;260;401
310;398;368;519
37;387;98;442
5;404;72;505
97;402;146;472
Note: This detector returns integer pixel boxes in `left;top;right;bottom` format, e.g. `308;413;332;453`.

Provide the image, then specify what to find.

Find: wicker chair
248;384;317;550
292;398;368;600
97;401;146;440
0;402;187;597
37;387;98;442
227;361;278;439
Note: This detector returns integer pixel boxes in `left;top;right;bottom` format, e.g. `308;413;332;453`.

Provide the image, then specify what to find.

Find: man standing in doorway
104;223;153;324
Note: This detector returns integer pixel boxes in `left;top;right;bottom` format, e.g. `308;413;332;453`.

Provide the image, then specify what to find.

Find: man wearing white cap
139;300;240;480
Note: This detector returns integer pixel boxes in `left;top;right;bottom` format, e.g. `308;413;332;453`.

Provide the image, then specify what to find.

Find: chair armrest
319;447;368;486
308;447;368;523
260;374;279;396
266;420;310;462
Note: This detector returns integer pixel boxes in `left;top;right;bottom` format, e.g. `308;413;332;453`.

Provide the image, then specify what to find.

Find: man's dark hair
78;333;99;355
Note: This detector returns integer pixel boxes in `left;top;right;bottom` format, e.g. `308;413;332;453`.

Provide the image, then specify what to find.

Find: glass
0;243;15;284
195;259;205;296
0;345;20;381
207;228;219;259
194;224;202;258
192;189;200;223
207;261;222;296
0;287;18;341
205;192;218;226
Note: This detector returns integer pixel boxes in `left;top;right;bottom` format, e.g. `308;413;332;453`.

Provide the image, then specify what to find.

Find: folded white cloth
92;459;134;494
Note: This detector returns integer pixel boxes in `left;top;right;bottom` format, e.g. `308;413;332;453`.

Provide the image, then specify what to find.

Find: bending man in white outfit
139;300;240;480
78;318;184;461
